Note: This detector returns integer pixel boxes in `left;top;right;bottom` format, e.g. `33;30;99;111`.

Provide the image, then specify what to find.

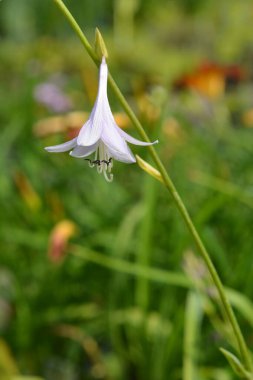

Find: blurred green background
1;0;253;379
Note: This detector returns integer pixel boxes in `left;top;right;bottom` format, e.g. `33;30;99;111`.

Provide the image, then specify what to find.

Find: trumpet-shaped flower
45;57;158;182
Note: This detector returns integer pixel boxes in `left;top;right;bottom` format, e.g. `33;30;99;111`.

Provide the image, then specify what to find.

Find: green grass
1;0;253;379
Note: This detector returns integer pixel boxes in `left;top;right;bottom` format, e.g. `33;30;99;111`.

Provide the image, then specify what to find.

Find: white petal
101;121;136;163
76;58;109;147
97;57;108;98
102;119;131;154
77;115;103;147
108;144;136;163
70;143;98;158
116;126;158;146
45;137;77;153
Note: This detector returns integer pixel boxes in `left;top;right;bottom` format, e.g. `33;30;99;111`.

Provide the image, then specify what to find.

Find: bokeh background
1;0;253;379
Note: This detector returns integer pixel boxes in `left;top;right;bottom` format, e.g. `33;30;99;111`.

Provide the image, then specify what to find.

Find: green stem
53;0;252;372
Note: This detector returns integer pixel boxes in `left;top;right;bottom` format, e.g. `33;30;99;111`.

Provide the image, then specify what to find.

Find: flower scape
45;57;158;182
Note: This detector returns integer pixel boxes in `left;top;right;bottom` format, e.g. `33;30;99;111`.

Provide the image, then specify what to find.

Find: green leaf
220;348;252;379
183;291;203;380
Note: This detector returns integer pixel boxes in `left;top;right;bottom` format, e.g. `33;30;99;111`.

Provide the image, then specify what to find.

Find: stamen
97;164;103;173
85;142;113;181
84;158;95;167
103;170;113;182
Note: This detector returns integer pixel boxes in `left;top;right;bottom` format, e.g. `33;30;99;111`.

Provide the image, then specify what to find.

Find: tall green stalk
52;0;253;373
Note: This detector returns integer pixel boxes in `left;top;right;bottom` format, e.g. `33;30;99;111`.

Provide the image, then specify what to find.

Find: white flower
45;57;158;182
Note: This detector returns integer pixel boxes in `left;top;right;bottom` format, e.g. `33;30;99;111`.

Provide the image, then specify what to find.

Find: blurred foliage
1;0;253;379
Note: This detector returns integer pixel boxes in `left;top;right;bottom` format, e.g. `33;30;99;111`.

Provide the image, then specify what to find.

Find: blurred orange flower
48;220;77;263
174;62;245;99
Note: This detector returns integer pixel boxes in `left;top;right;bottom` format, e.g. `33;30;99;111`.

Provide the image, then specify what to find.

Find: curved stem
53;0;252;372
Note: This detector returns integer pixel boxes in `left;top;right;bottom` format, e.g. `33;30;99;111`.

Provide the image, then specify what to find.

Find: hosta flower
45;57;158;182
